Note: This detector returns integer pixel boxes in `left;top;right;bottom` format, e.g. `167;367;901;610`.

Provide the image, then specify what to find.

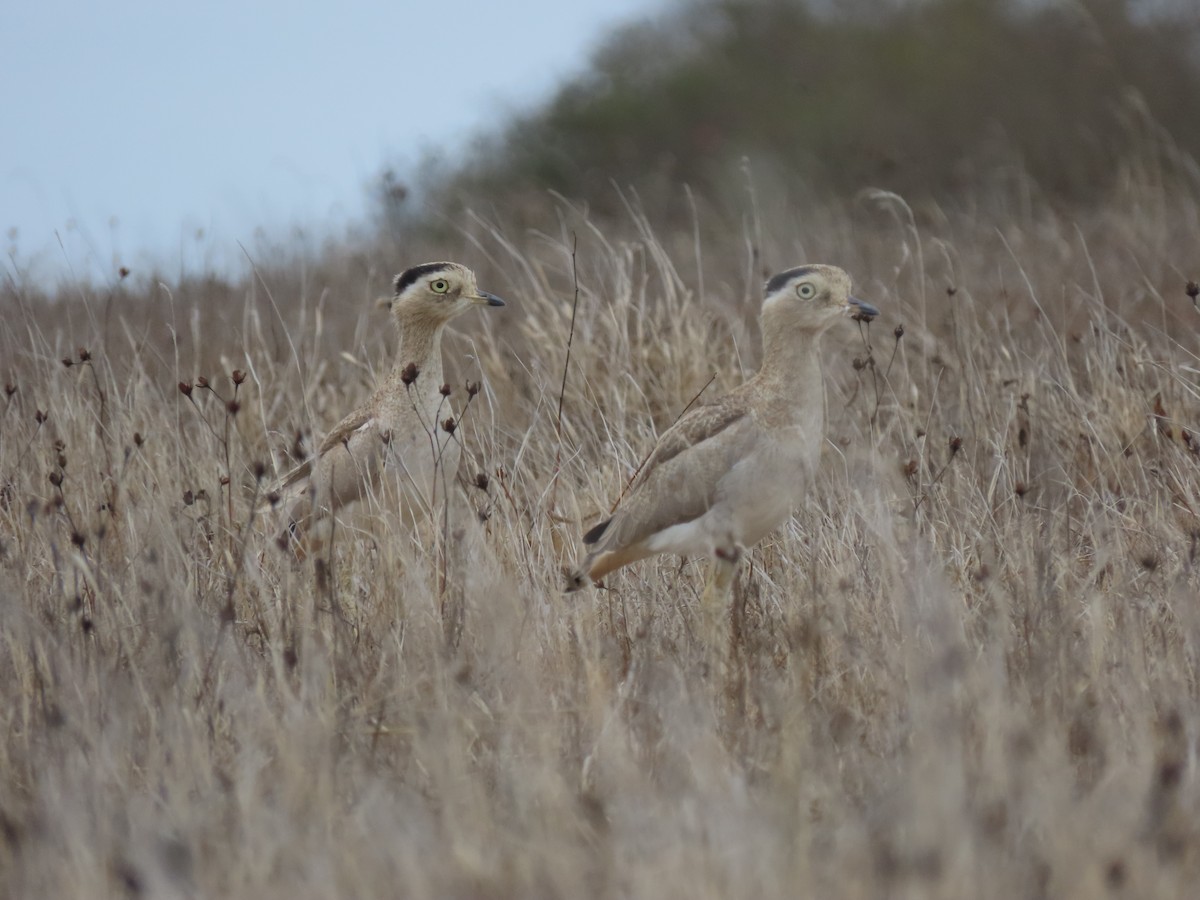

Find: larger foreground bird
569;264;877;597
271;261;504;541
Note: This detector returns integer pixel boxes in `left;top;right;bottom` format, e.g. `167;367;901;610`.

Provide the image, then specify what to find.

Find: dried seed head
400;363;420;386
902;459;918;479
226;399;240;415
231;369;246;385
947;286;958;296
380;429;392;445
61;357;73;368
133;432;144;447
4;383;15;397
474;472;489;490
57;453;67;469
35;409;47;424
439;383;452;397
266;490;281;507
178;381;193;397
196;376;208;389
1105;859;1127;889
118;266;130;279
466;380;480;398
1187;281;1199;301
182;490;194;506
442;417;457;435
220;475;230;487
894;324;905;340
70;530;85;549
77;347;91;362
253;460;266;481
949;436;963;455
48;471;63;487
53;439;65;452
1014;481;1028;497
852;357;866;371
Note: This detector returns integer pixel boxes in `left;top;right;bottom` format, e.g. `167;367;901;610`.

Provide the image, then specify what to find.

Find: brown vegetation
2;168;1199;896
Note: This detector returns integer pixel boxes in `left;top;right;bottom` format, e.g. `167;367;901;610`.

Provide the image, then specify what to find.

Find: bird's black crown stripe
393;262;452;295
765;265;819;296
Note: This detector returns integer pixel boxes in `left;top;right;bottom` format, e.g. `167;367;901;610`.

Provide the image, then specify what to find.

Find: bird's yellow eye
430;278;450;294
797;282;816;299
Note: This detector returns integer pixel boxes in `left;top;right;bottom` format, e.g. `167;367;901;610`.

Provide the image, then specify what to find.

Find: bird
568;264;877;603
267;261;505;545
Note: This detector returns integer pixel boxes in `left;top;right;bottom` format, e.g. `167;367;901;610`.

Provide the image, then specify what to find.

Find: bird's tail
563;515;615;592
563;566;590;593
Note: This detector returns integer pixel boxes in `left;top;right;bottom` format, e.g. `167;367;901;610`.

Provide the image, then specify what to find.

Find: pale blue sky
2;0;660;286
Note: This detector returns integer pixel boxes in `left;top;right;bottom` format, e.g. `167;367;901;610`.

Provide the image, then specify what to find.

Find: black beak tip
481;291;505;308
849;296;879;321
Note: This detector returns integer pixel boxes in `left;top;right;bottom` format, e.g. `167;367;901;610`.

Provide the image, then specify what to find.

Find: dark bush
381;0;1200;225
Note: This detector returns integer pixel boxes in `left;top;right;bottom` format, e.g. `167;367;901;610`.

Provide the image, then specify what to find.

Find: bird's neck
756;326;825;424
392;315;447;398
759;325;822;385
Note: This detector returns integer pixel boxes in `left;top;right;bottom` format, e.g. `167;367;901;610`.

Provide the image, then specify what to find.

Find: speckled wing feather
585;393;755;556
314;407;375;457
277;406;374;494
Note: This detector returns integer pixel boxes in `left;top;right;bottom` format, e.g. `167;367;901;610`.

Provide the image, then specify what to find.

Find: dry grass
2;182;1200;898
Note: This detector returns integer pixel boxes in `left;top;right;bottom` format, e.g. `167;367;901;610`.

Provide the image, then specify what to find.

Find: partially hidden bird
269;261;504;545
569;264;877;600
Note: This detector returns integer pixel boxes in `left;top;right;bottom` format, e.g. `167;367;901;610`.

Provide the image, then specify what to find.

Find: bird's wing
585;396;757;555
315;406;375;457
631;398;748;491
277;406;375;493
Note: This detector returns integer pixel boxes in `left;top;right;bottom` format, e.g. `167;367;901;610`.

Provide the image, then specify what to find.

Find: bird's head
384;261;505;323
760;264;877;332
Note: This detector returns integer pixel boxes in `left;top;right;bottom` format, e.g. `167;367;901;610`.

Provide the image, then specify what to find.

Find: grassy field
2;181;1200;898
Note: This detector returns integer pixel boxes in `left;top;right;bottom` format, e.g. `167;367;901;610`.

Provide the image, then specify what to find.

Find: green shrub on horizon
377;0;1200;232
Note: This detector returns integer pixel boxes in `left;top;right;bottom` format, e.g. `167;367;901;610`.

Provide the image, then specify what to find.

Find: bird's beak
474;290;506;308
846;295;879;321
